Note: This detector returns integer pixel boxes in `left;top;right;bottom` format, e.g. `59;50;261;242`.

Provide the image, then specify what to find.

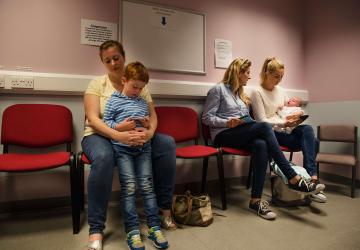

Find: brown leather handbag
171;191;213;227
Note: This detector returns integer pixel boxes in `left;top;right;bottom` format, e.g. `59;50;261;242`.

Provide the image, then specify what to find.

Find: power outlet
10;76;34;89
0;75;5;88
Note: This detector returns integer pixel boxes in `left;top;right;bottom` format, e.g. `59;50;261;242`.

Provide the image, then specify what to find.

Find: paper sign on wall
214;39;233;68
81;19;117;46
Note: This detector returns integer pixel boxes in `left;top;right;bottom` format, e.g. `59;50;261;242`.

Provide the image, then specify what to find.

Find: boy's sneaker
127;230;144;250
249;200;277;220
147;226;169;249
288;177;325;194
310;191;327;203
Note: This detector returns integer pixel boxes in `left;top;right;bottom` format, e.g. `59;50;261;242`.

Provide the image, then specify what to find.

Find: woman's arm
84;94;145;145
251;90;285;126
202;87;228;127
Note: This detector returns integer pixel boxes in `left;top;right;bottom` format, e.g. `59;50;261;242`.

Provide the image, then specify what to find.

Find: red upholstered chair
0;104;79;234
201;122;254;189
155;106;227;210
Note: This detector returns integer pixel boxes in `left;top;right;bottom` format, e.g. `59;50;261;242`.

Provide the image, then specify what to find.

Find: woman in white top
251;57;326;203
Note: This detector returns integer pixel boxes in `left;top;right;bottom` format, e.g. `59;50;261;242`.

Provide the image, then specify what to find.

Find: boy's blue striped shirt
103;91;149;146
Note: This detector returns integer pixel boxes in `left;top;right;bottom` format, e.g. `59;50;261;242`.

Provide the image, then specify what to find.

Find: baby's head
122;62;149;98
287;97;302;107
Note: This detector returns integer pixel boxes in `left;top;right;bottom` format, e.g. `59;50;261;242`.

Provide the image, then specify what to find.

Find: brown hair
221;58;251;106
99;40;125;61
259;57;284;84
124;61;149;83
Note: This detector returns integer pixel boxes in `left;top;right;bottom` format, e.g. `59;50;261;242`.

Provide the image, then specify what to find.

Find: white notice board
120;0;206;74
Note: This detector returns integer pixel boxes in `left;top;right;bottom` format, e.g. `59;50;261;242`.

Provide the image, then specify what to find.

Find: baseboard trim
0;174;357;213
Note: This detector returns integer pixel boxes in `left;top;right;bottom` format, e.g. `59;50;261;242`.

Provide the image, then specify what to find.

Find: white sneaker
310;191;327;203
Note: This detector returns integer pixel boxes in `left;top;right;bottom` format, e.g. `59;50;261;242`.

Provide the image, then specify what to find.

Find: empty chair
0;104;79;233
155;106;227;210
316;124;358;198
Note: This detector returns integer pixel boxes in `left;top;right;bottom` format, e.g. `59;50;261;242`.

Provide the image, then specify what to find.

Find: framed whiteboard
120;0;206;74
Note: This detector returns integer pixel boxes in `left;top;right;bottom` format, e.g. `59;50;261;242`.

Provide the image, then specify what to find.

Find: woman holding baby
251;57;327;203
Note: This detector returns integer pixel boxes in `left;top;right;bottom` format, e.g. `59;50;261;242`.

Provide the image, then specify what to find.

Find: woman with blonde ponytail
251;57;326;203
202;58;323;220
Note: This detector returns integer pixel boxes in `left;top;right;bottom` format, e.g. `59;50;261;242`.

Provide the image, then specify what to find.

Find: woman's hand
134;127;154;143
112;130;146;146
115;117;136;132
284;114;301;127
227;118;244;128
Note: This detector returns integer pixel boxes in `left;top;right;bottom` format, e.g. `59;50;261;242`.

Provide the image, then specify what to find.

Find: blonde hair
259;57;284;84
124;61;149;83
221;58;251;106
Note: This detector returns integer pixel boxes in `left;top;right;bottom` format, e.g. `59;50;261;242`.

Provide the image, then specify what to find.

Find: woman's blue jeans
214;122;297;198
275;125;319;177
114;143;160;233
81;133;176;235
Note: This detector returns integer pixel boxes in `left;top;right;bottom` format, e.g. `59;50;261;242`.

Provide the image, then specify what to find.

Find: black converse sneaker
249;200;277;220
288;177;325;194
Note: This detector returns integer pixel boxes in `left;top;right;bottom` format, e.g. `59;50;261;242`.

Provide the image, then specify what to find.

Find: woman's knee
152;133;176;151
253;139;267;151
302;125;315;137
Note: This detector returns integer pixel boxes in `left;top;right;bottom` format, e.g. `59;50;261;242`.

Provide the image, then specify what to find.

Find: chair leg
80;162;85;211
316;162;320;179
351;165;356;198
70;155;80;234
201;157;209;193
216;152;227;210
289;151;293;162
246;157;253;189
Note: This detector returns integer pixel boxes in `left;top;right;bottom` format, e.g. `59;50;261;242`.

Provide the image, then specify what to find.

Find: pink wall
0;0;305;89
304;0;360;103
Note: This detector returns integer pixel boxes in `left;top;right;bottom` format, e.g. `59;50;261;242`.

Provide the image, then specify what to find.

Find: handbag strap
183;194;193;225
171;192;194;225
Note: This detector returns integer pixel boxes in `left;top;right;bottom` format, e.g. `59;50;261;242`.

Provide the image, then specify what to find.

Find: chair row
0;104;357;235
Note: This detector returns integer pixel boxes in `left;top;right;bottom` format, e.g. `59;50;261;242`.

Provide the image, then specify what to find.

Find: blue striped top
103;91;149;147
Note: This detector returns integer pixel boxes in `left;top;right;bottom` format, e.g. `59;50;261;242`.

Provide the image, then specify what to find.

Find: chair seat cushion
280;146;300;152
176;145;218;158
221;147;251;156
0;152;71;171
316;153;356;166
81;153;90;164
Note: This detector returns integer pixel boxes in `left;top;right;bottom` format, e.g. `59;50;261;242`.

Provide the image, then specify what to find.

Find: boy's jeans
114;143;160;233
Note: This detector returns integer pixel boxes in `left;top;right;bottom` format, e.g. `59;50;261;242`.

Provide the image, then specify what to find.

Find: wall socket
0;75;5;88
9;76;34;89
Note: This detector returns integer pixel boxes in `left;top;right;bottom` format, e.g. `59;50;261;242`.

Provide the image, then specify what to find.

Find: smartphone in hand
240;115;255;123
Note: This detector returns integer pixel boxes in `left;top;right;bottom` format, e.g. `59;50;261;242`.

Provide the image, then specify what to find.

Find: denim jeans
114;143;160;233
275;125;319;177
214;122;297;198
81;133;176;235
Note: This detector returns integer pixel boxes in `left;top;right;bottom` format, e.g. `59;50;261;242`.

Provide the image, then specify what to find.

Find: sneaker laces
129;233;143;247
258;200;271;214
298;178;310;191
153;229;166;243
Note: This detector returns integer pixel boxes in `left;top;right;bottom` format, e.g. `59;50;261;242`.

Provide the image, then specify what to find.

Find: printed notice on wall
214;39;233;68
81;19;117;46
